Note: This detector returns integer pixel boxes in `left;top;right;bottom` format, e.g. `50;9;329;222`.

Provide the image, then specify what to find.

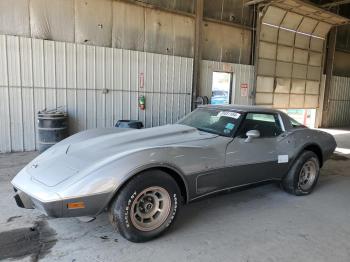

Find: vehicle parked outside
211;90;229;105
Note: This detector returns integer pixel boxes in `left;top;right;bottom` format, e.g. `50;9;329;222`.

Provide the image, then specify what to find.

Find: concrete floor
0;129;350;262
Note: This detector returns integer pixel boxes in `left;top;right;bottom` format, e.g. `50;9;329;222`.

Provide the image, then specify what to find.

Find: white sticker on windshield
278;155;289;163
217;111;241;119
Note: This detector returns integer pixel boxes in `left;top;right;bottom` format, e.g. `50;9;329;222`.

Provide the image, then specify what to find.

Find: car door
224;112;289;187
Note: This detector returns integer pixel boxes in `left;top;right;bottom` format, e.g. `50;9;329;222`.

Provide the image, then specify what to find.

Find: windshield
177;108;242;137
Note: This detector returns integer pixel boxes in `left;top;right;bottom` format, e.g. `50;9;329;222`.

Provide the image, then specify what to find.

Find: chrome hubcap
298;159;317;191
130;186;171;232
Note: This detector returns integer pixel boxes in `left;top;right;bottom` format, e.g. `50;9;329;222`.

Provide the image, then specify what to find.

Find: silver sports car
12;105;336;242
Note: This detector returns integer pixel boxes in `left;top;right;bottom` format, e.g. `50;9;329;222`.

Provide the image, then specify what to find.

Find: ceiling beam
322;0;350;8
244;0;267;6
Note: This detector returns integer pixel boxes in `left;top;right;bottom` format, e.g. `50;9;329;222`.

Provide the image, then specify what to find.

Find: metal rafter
322;0;350;8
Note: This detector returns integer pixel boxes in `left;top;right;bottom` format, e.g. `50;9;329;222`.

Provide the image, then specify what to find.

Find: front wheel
109;170;181;242
282;151;320;196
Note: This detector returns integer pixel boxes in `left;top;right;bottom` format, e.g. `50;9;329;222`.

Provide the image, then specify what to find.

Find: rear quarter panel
285;128;336;167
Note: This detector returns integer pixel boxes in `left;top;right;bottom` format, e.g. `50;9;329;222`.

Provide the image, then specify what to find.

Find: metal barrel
37;110;68;152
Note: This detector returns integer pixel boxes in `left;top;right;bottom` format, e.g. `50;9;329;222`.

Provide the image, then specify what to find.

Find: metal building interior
0;0;350;261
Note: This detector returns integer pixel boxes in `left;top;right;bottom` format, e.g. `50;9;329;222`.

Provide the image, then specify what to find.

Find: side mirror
245;130;260;143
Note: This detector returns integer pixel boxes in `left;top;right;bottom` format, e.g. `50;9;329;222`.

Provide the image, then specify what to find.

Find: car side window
289;117;305;128
237;113;283;138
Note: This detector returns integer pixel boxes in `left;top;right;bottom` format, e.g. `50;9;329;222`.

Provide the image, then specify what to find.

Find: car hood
23;124;217;187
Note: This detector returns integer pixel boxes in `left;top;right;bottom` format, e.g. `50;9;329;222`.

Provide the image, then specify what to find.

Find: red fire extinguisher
139;95;145;110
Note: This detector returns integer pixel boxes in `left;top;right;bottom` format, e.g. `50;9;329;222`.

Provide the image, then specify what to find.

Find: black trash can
38;109;68;152
115;120;143;129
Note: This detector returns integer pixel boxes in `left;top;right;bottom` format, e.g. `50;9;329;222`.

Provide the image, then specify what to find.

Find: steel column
321;27;337;127
191;0;204;110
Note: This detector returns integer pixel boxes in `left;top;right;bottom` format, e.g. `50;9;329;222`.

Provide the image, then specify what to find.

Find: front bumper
13;187;111;218
12;162;115;218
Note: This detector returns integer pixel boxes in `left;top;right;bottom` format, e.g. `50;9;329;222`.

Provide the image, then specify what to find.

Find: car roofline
198;104;283;114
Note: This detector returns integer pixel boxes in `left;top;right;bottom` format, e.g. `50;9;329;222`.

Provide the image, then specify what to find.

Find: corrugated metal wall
0;34;193;153
133;0;195;13
199;60;255;105
0;0;257;65
323;75;350;127
0;0;195;58
202;21;252;65
204;0;253;27
334;51;350;77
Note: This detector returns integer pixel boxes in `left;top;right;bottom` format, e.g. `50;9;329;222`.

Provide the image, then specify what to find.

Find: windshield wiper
196;127;219;135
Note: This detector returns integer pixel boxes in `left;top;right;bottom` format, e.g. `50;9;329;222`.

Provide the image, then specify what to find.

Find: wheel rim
130;186;171;232
298;159;317;191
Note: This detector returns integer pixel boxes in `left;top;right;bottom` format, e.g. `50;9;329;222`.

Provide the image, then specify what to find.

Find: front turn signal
67;201;85;209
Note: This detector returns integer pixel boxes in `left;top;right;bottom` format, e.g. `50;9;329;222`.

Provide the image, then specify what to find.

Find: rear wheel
282;151;320;196
109;170;181;242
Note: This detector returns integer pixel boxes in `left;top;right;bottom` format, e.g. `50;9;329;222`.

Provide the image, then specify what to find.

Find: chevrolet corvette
12;105;336;242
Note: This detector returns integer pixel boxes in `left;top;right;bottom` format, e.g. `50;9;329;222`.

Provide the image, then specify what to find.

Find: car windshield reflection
177;108;242;137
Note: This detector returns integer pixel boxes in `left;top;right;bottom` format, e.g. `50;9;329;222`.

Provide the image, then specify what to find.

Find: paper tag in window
217;111;241;119
278;155;289;163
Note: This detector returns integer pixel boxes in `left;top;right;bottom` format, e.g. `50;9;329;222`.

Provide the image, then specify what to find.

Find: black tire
282;151;320;196
109;169;181;242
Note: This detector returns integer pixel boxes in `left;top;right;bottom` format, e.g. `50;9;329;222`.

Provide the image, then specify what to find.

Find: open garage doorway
211;72;233;105
280;109;317;128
